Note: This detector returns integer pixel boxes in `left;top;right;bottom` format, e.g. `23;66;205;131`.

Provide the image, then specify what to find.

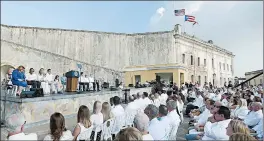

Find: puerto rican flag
185;15;198;25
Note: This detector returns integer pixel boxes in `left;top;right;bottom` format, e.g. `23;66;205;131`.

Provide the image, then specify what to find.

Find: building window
212;58;214;68
230;65;232;72
198;76;201;84
223;63;225;70
254;79;256;85
198;57;200;66
191;75;194;82
260;79;263;84
205;76;207;83
220;77;222;85
227;64;229;71
182;54;185;64
191;55;193;65
204;59;206;66
219;62;221;70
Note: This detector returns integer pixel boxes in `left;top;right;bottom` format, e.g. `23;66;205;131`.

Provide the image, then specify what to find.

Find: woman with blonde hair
231;99;249;120
72;105;92;140
101;102;113;122
229;133;257;141
90;101;103;141
44;112;73;141
115;127;143;141
226;120;250;136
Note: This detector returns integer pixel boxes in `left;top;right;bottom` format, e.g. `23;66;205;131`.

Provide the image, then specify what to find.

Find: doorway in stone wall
180;73;184;84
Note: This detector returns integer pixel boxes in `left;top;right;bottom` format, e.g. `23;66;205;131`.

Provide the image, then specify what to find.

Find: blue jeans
185;134;198;140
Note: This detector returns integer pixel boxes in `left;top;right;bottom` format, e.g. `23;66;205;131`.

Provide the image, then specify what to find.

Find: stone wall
1;25;174;83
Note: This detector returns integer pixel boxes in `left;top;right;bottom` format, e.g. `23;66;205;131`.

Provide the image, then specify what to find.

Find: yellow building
124;63;187;86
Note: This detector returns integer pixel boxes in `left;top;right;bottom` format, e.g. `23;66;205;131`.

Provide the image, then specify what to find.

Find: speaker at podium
66;70;79;92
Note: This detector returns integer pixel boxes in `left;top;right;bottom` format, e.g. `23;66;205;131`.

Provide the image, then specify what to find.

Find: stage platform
0;87;151;128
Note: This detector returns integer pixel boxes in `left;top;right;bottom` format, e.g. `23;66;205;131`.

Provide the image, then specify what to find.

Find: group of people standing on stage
3;65;66;96
78;72;100;92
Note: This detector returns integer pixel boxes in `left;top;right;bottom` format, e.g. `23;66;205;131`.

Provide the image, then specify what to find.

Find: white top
84;77;90;83
78;76;86;83
232;106;249;119
142;134;154;140
78;123;93;133
37;74;45;81
244;110;263;127
111;105;125;117
148;118;167;140
160;93;168;105
125;101;139;112
45;73;53;82
253;118;263;138
90;113;104;131
192;95;204;108
212;94;221;102
177;100;184;113
143;98;152;108
89;77;94;83
8;132;37;140
153;99;161;108
26;74;37;81
167;110;181;126
221;99;229;107
195;108;212;126
202;119;231;140
43;130;73;141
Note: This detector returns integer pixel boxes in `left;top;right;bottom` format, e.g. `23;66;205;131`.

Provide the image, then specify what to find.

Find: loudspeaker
128;84;134;87
110;86;118;91
30;88;44;97
20;91;35;98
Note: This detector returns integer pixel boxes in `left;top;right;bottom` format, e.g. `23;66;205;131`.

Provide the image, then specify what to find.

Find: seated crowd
4;80;264;141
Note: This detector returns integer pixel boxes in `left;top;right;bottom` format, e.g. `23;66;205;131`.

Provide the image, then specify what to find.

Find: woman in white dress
43;112;73;141
37;68;50;95
176;93;185;122
232;99;249;120
72;105;93;140
90;101;103;141
54;75;63;94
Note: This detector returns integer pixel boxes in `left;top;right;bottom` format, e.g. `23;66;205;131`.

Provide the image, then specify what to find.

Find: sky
1;1;263;77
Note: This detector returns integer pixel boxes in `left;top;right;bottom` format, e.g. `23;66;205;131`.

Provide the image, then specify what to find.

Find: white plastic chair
77;127;93;141
92;124;103;141
101;118;114;141
111;114;126;136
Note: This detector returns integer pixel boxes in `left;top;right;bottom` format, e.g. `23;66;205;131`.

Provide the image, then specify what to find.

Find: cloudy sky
1;1;263;77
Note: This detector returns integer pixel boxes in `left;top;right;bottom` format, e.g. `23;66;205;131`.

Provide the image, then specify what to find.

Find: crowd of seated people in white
5;82;264;141
184;83;263;141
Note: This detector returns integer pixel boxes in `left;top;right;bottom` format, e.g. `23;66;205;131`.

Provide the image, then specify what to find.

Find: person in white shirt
176;93;185;121
125;96;139;112
37;68;49;95
251;118;263;139
6;113;37;140
153;93;161;108
244;102;263;127
142;92;152;109
134;112;154;140
160;91;168;105
88;75;94;91
144;104;167;140
44;112;73;141
186;91;204;116
231;98;249;120
72;105;93;140
185;106;231;140
26;68;40;88
78;72;89;91
158;105;172;140
212;89;222;102
90;101;104;140
221;93;230;107
111;96;125;117
45;69;55;94
167;100;181;126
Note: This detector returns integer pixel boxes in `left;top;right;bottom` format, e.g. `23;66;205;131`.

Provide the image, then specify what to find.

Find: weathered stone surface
1;24;234;86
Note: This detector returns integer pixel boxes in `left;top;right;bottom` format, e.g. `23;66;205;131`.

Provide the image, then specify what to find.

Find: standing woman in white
37;68;49;95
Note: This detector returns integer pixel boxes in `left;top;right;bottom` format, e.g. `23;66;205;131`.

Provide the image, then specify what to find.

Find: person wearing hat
5;113;37;140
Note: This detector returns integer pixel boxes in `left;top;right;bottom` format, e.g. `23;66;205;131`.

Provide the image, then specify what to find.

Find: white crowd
4;81;264;141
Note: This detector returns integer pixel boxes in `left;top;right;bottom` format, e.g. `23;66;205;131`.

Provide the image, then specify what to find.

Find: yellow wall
124;68;186;86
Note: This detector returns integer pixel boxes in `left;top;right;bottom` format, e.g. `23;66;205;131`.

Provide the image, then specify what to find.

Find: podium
66;70;79;92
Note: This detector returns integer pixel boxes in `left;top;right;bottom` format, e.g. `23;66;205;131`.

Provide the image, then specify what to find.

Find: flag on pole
174;9;185;16
185;15;196;22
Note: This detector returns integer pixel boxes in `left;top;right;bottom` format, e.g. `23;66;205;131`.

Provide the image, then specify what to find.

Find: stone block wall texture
1;24;234;86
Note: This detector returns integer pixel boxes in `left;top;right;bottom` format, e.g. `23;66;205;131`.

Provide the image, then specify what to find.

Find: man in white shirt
111;96;125;117
78;72;88;91
142;92;152;109
88;75;94;91
186;91;204;116
185;106;231;140
6;113;37;140
125;96;138;112
244;102;263;127
158;105;172;140
26;68;40;88
134;112;154;140
45;69;55;94
144;104;167;140
166;100;181;140
160;91;168;105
